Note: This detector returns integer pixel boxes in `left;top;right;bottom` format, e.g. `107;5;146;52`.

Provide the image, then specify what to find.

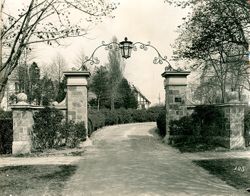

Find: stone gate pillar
64;71;90;132
218;103;246;149
162;68;190;143
11;93;33;154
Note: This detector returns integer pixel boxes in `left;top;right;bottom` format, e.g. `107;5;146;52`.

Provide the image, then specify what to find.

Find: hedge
0;110;13;154
156;105;226;145
244;109;250;147
88;106;165;136
168;105;225;144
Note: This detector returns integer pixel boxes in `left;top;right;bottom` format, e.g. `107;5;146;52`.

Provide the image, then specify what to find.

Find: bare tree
0;0;117;107
42;52;67;95
74;48;97;73
172;0;250;103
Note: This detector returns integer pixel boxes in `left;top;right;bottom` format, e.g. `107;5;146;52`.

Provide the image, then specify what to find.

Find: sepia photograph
0;0;250;195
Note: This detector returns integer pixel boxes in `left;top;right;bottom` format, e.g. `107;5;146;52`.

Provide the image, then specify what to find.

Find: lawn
172;142;227;153
193;158;250;192
0;165;77;196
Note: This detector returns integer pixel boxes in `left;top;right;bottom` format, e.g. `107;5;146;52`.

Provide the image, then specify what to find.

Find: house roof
132;85;151;104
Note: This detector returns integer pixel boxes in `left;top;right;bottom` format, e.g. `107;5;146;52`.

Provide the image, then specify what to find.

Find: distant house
132;85;151;109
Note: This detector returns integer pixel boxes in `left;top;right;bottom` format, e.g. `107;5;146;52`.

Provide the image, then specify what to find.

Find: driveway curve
63;122;245;196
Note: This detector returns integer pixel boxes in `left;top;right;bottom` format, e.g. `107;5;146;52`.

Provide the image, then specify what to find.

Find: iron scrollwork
80;38;178;71
132;41;171;66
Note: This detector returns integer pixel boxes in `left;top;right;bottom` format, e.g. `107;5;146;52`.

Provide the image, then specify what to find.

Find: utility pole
158;93;161;104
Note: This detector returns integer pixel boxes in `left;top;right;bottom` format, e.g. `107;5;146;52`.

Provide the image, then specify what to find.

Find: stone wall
171;103;246;149
11;104;67;154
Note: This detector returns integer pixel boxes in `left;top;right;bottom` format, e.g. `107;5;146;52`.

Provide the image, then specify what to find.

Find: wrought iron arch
80;37;180;71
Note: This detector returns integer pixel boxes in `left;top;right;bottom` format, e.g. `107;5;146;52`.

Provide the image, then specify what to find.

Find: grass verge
193;158;250;191
172;142;228;153
0;165;77;196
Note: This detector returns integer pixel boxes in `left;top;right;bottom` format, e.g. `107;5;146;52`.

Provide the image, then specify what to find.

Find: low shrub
147;105;165;121
32;107;63;149
169;115;193;136
116;108;133;124
191;105;224;137
88;109;105;136
60;121;86;148
168;105;224;138
156;110;166;137
131;109;150;122
100;109;119;125
166;105;225;146
32;107;86;150
0;110;12;119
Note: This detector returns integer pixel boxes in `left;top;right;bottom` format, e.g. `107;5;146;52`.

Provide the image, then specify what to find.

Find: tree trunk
0;70;9;109
97;97;100;111
220;83;226;103
0;87;6;108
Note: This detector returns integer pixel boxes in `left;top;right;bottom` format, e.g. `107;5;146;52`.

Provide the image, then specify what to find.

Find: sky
8;0;189;105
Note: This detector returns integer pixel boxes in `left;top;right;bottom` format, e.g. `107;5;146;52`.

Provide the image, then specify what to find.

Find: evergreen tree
55;77;67;103
116;78;138;109
106;36;124;110
90;66;110;110
28;62;40;104
40;75;56;106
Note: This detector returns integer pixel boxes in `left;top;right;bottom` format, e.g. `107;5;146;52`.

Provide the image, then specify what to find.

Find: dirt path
62;122;247;196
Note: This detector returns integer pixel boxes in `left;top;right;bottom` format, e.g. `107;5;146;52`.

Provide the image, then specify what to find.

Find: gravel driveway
63;122;247;196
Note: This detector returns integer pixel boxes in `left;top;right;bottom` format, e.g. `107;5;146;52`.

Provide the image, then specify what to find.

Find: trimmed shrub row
88;106;165;135
0;105;164;152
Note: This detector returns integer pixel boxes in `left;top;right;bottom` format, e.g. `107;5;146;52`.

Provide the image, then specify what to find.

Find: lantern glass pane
120;47;125;57
128;47;132;57
119;39;133;59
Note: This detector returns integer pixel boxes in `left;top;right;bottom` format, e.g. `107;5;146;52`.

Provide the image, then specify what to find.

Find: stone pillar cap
161;70;190;78
63;71;90;77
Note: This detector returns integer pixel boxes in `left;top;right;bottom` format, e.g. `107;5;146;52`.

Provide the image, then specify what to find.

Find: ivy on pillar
161;67;190;143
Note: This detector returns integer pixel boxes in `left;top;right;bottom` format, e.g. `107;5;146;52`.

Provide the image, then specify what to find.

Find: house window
175;97;182;103
15;82;19;93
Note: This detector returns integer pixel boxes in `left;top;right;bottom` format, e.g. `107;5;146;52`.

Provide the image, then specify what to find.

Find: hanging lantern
119;37;133;59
